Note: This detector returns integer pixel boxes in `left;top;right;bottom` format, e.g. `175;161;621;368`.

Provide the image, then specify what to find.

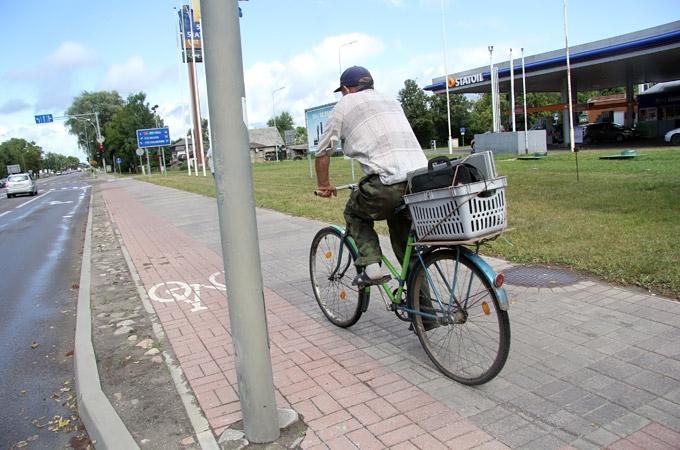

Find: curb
74;191;140;450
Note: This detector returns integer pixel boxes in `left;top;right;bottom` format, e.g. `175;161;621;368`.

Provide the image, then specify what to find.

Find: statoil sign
447;72;484;88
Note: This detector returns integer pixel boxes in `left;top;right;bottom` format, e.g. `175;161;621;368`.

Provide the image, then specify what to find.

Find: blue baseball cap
334;66;374;93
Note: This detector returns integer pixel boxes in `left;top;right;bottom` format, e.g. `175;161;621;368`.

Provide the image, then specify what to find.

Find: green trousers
344;174;436;321
344;174;410;268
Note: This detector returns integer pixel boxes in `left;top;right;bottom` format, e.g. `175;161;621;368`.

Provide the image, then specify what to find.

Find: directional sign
460;127;466;135
116;157;122;164
136;127;171;148
35;114;54;124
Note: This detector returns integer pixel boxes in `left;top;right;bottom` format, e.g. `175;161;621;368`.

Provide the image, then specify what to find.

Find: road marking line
15;190;50;209
0;211;10;218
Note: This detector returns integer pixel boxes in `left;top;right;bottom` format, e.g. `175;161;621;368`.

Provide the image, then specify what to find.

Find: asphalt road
0;172;91;448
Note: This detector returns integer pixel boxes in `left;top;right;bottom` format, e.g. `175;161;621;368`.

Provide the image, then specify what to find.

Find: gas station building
424;20;680;148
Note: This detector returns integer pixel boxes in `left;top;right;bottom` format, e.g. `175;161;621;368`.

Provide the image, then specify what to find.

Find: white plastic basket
404;176;508;242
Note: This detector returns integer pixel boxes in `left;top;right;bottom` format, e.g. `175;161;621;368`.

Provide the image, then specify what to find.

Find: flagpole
441;0;453;154
510;48;516;132
521;48;529;154
177;4;193;176
563;0;578;180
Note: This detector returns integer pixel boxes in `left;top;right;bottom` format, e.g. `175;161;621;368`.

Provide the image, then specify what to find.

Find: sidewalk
97;177;680;449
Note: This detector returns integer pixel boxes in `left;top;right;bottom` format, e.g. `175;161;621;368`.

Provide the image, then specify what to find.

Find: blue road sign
34;114;54;124
460;127;466;135
136;127;171;148
116;157;122;164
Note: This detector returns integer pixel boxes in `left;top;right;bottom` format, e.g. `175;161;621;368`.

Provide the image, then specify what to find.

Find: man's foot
352;272;391;287
352;263;391;286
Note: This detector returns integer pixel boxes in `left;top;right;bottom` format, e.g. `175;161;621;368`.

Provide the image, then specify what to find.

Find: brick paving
100;178;680;449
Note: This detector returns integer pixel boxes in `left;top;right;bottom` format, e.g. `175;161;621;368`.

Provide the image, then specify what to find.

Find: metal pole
175;5;193;177
200;0;279;442
563;0;575;154
510;48;516;132
93;112;107;173
271;86;284;162
145;148;151;175
489;46;497;133
441;0;453;154
522;48;529;154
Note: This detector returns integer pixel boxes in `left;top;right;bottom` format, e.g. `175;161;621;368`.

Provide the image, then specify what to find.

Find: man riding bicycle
315;66;427;286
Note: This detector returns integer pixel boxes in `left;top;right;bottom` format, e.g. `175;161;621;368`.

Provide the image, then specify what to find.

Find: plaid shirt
316;90;427;185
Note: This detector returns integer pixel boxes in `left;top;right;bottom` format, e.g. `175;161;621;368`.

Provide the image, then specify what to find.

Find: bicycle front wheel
309;227;366;328
410;249;510;385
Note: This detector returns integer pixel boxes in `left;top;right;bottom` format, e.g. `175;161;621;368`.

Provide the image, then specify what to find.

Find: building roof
638;80;680;96
249;127;284;148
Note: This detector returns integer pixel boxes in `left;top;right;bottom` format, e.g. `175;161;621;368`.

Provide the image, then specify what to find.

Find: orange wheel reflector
339;291;347;300
481;302;491;315
324;251;333;259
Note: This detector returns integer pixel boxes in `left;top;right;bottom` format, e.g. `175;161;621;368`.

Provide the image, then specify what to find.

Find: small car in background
583;122;637;144
6;173;38;198
665;127;680;146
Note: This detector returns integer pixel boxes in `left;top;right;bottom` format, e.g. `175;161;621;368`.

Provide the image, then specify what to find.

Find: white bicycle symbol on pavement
147;272;226;312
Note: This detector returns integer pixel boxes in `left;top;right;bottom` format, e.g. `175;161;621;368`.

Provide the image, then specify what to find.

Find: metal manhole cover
503;265;580;288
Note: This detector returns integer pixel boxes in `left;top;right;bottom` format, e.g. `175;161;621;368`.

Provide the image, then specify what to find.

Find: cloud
44;41;97;71
243;33;384;127
0;99;30;115
100;56;168;94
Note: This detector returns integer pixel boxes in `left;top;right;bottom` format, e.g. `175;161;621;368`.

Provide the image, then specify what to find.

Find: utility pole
200;0;281;443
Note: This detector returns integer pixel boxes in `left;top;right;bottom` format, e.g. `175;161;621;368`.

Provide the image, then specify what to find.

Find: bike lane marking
147;272;225;312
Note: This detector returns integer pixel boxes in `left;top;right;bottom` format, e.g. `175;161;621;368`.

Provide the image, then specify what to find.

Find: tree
295;126;307;145
65;91;124;161
187;117;209;149
105;92;159;172
398;79;435;146
0;138;43;176
430;93;472;146
267;111;295;141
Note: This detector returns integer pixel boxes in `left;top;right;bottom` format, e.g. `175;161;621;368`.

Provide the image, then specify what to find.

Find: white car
6;173;38;198
665;127;680;146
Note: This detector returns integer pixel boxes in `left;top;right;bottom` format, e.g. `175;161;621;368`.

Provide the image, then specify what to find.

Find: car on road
6;173;38;198
0;178;6;188
665;127;680;146
583;122;637;144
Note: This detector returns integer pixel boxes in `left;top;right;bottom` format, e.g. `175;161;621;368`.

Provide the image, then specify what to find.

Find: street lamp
338;39;358;77
271;86;285;162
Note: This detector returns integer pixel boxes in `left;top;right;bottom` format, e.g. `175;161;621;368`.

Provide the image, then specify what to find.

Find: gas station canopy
424;21;680;95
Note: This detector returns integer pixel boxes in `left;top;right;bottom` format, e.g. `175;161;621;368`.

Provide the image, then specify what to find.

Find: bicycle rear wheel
309;227;366;328
410;248;510;385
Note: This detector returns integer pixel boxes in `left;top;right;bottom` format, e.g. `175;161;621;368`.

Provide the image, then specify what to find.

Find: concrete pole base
217;408;301;449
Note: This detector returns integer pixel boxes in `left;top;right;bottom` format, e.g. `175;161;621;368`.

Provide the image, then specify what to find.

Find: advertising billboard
304;102;336;154
178;3;202;63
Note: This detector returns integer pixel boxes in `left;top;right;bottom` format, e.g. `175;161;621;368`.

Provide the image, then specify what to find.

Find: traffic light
98;143;104;153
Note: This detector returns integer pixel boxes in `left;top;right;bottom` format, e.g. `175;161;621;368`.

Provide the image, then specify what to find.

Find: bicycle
309;182;510;385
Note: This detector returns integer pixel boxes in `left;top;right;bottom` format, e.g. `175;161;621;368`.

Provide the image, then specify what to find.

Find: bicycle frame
330;224;508;320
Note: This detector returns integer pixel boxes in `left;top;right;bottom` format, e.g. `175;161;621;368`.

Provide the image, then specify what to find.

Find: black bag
407;156;482;194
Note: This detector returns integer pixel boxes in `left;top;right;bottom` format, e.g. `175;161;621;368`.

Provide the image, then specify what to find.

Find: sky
1;0;678;161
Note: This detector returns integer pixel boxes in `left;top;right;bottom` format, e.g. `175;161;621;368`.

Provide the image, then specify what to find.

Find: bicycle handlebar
314;183;357;196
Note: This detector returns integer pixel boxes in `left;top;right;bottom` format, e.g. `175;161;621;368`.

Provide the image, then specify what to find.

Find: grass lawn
135;146;680;299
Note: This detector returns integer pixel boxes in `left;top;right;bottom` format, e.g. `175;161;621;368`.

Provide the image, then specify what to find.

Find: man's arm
314;153;336;197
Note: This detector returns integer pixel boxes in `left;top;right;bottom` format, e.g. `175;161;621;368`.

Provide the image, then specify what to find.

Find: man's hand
315;185;337;198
